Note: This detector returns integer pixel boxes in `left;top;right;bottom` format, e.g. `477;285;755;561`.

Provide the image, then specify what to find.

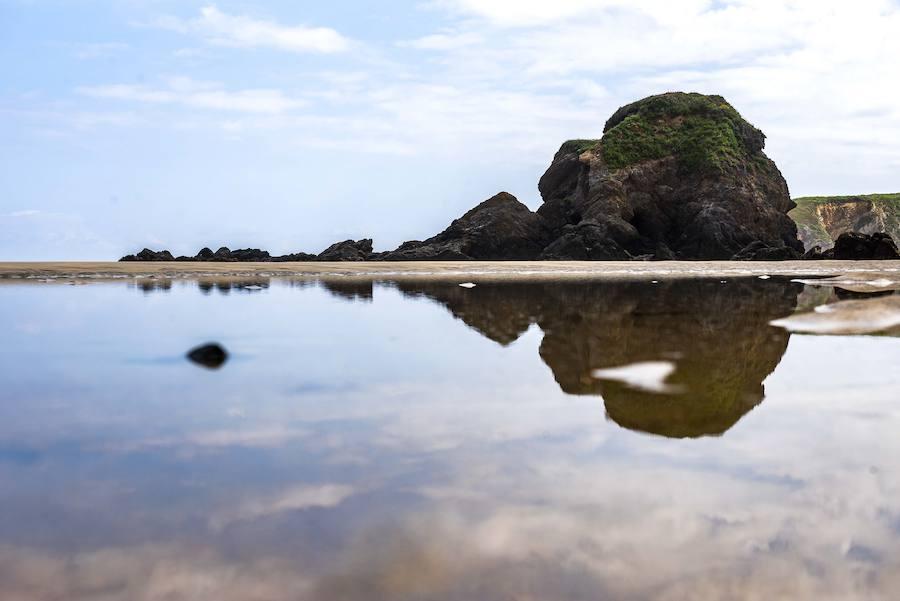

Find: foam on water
772;296;900;335
592;361;681;394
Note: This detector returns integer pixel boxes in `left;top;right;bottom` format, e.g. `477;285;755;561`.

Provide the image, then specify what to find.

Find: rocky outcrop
118;93;828;263
382;192;550;261
536;93;803;260
789;193;900;251
832;232;899;259
317;239;374;261
119;248;175;262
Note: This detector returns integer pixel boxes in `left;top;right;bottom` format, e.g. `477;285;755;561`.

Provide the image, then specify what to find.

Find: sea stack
537;92;804;260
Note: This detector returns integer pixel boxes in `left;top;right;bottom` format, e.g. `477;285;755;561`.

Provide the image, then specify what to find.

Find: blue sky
2;0;900;259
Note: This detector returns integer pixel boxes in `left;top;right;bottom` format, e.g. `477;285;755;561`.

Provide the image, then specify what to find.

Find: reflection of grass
597;92;763;172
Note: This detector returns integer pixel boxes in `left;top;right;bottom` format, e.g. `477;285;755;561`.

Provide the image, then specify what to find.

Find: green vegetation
559;139;600;155
597;92;765;172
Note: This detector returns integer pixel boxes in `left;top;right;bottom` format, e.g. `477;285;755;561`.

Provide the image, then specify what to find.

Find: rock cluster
120;92;900;263
804;232;900;260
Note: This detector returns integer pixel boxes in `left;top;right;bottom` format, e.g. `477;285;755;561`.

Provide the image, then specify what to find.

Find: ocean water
0;276;899;600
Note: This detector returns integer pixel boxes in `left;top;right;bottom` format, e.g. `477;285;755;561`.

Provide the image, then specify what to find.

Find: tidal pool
0;276;898;600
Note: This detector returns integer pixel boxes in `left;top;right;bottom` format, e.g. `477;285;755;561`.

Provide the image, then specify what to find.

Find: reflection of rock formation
321;280;374;302
396;279;801;438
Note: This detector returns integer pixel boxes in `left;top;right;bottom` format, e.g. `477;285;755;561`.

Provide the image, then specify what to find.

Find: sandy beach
1;260;900;283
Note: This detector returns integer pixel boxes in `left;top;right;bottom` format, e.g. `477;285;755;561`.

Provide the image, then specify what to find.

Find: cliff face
789;194;900;250
537;92;804;260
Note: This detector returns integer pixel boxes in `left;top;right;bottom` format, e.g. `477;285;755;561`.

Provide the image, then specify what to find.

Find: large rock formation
537;92;803;260
382;192;549;260
789;193;900;251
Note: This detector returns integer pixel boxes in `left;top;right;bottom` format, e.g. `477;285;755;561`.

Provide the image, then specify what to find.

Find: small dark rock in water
832;232;899;260
187;343;228;369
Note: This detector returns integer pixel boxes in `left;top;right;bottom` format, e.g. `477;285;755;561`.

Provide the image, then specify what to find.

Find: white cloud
155;4;352;54
77;77;304;114
209;483;356;530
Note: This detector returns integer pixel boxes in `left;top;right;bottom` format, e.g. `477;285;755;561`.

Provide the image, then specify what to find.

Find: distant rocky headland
121;92;899;263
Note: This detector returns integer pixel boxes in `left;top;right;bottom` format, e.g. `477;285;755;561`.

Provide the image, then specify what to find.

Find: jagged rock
536;93;804;260
196;247;215;260
732;240;802;261
832;232;900;260
271;252;318;262
318;239;374;261
212;247;235;261
186;343;228;369
383;192;550;261
230;248;270;261
119;248;175;262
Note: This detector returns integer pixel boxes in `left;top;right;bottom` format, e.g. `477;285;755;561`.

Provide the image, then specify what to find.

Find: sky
2;0;900;260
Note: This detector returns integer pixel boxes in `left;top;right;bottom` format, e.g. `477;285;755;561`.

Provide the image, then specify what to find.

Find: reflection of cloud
0;544;314;601
209;483;355;531
112;426;308;452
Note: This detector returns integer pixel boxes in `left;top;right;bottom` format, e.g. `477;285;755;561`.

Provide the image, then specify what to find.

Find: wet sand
2;260;900;282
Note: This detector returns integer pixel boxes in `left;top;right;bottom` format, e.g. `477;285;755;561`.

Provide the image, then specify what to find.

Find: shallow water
1;277;899;600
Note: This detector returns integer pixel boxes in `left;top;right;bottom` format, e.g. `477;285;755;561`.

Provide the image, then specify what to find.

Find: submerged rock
186;343;228;369
537;92;803;260
382;192;550;261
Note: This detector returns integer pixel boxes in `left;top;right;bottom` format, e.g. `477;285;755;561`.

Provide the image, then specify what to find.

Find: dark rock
318;239;374;261
732;240;802;261
803;245;828;260
119;248;175;262
195;247;215;260
383;192;550;261
186;343;228;369
536;92;804;260
230;248;271;262
212;247;235;262
832;232;900;260
271;252;318;262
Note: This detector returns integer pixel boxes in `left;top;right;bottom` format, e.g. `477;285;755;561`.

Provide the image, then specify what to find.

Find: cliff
789;193;900;251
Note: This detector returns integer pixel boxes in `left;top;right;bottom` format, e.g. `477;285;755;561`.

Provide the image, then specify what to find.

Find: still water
0;277;899;600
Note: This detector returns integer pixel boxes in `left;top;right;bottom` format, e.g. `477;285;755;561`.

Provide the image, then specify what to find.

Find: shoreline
2;260;900;283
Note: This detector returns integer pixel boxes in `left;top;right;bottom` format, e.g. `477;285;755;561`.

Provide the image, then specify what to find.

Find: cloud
73;41;129;60
437;0;715;27
154;4;352;54
209;483;356;530
77;77;304;114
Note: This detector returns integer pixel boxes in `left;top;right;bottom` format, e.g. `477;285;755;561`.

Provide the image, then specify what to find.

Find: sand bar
2;260;900;283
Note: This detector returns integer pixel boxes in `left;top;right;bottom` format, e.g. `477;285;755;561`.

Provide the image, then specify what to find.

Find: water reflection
396;279;801;438
3;277;900;600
